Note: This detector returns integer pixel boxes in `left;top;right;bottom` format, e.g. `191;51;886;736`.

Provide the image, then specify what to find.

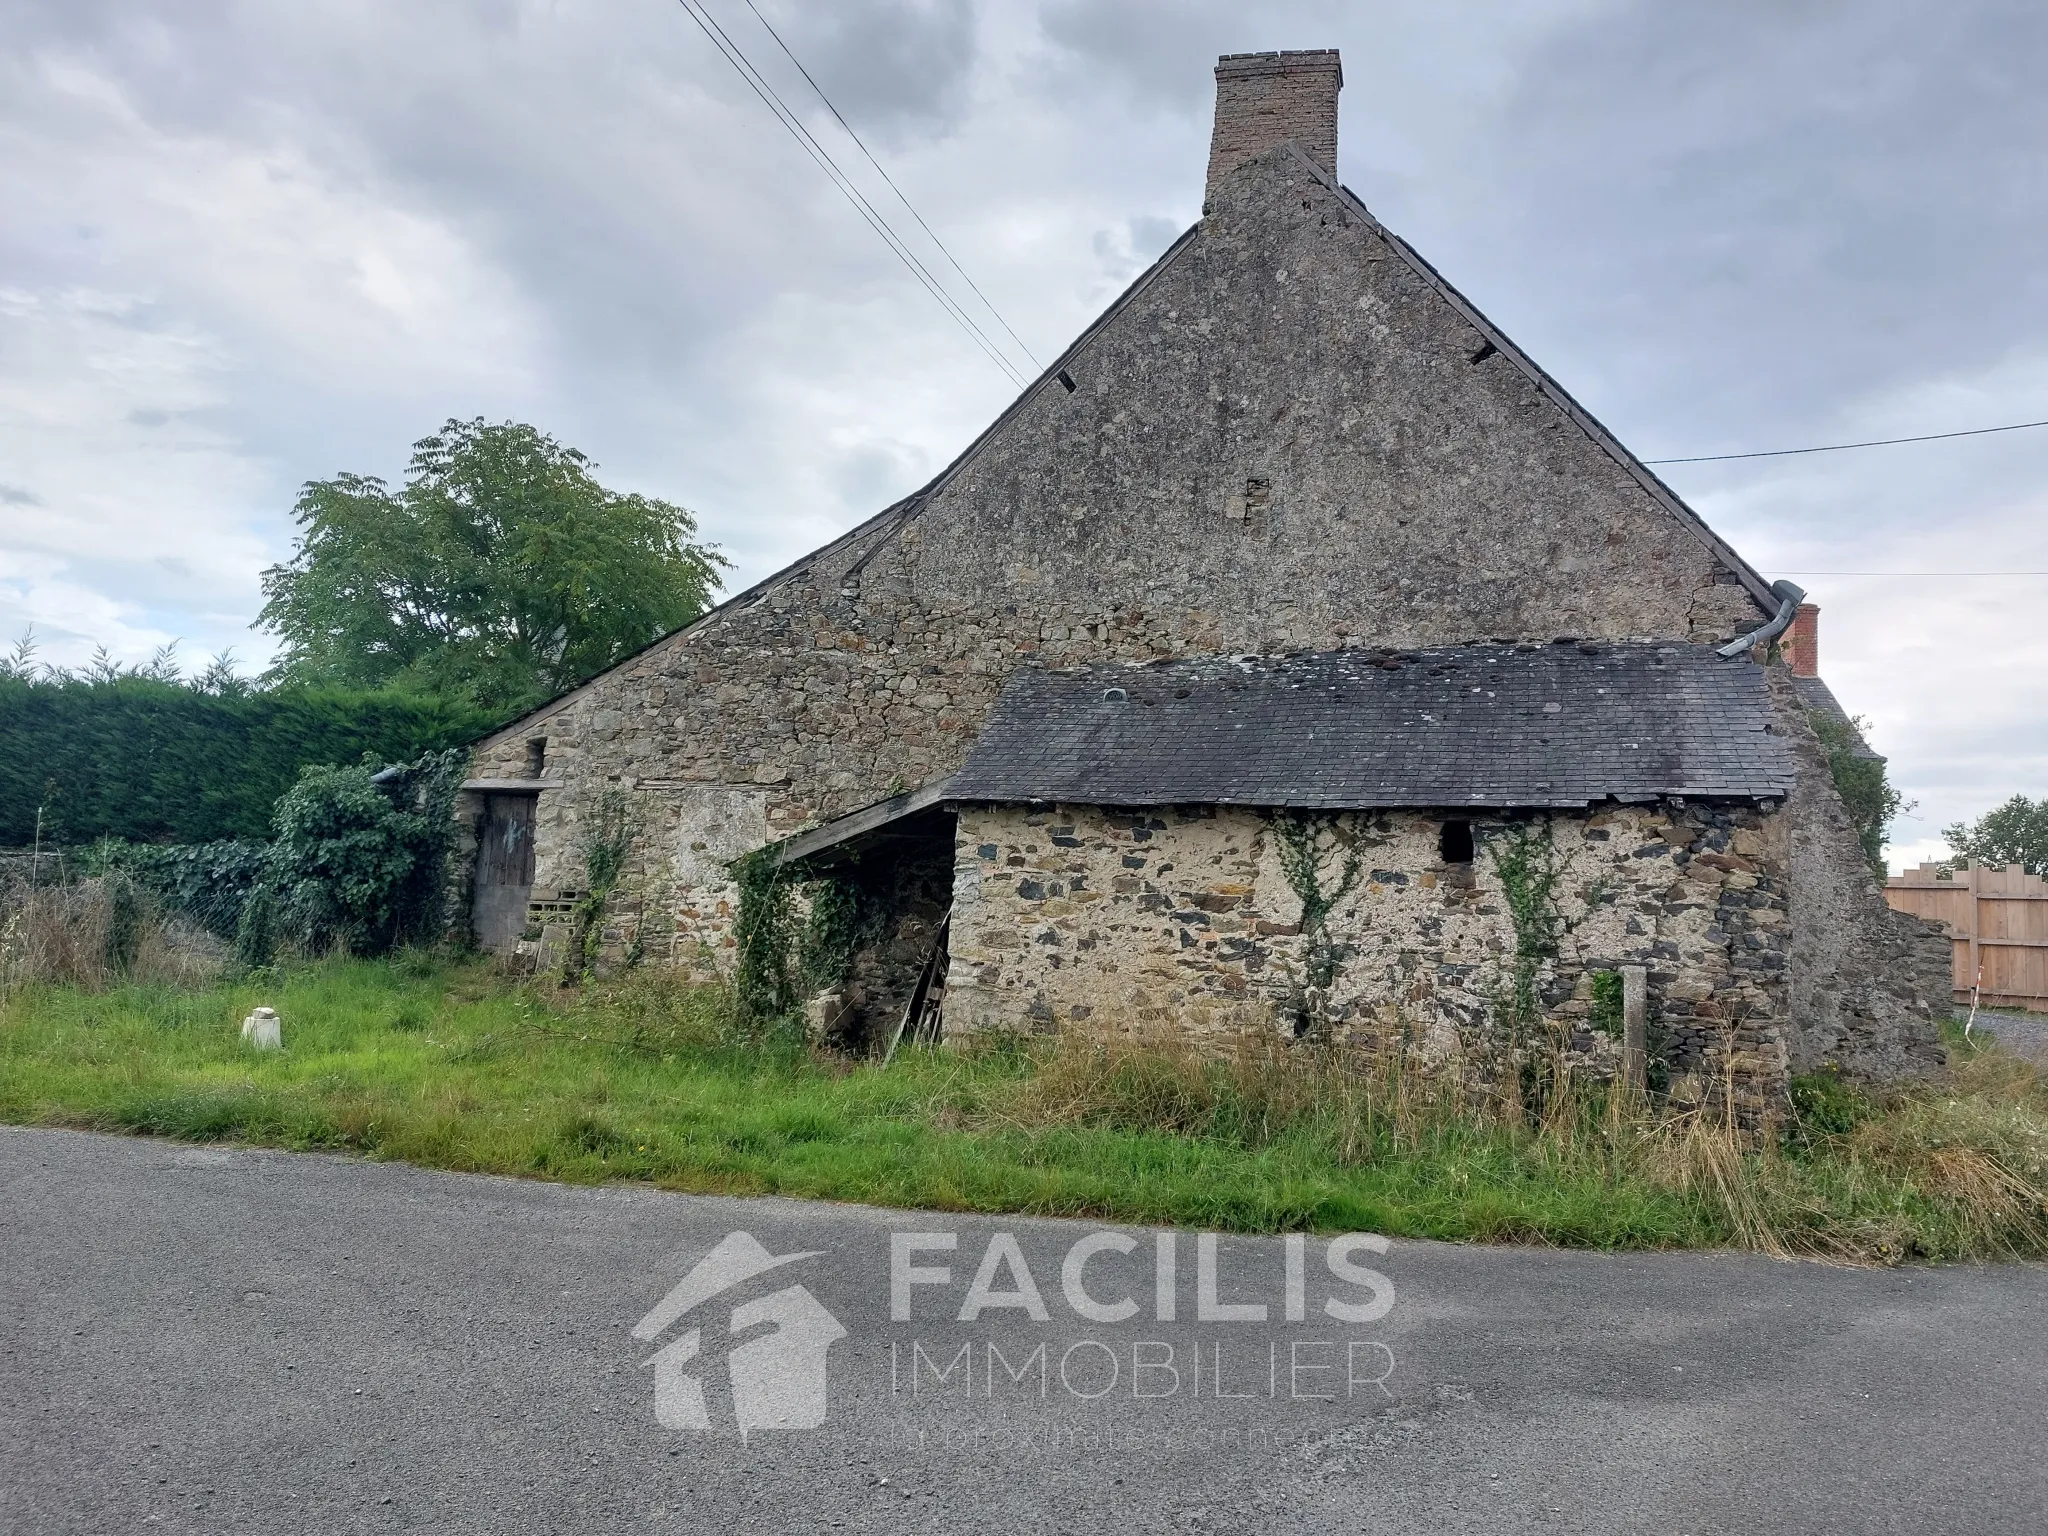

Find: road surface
3;1126;2045;1534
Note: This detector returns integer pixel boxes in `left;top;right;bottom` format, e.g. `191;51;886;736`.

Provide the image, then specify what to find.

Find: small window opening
1467;339;1498;365
524;737;548;778
1056;368;1077;393
1439;818;1474;864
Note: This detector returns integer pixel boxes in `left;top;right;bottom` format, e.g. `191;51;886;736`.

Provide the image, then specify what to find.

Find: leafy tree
1945;795;2048;876
258;418;726;713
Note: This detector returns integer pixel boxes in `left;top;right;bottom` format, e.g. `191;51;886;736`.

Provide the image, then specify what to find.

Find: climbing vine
1273;812;1364;1037
561;788;638;983
730;850;799;1025
799;875;872;992
1589;968;1624;1039
1807;710;1908;880
1487;819;1569;1036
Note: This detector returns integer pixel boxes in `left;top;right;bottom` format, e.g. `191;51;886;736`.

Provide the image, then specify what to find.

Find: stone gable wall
1770;671;1951;1079
946;800;1795;1112
469;147;1770;971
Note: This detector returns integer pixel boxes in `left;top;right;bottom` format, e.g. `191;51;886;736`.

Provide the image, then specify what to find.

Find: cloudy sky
2;0;2044;867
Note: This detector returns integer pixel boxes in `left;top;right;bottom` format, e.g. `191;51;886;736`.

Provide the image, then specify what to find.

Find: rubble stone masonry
945;801;1797;1109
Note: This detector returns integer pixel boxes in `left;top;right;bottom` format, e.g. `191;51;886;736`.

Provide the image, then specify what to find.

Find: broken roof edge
765;775;959;870
1278;144;1780;617
472;223;1209;754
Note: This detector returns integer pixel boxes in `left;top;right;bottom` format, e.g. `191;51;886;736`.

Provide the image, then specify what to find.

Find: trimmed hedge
0;677;499;846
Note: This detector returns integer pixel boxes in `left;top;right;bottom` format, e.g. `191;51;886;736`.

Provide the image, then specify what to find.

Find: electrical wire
739;0;1042;372
673;0;1031;390
1646;417;2048;464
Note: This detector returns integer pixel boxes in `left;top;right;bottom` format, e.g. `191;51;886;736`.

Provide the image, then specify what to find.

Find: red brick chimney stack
1784;603;1820;677
1206;50;1343;204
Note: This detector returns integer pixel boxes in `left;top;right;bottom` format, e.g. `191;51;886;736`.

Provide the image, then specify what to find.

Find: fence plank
1884;860;2048;1013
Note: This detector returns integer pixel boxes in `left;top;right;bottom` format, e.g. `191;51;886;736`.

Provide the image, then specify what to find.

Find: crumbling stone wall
468;141;1770;971
1769;670;1951;1079
946;801;1795;1111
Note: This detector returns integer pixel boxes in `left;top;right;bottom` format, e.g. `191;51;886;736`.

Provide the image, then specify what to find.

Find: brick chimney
1784;603;1820;677
1206;50;1342;204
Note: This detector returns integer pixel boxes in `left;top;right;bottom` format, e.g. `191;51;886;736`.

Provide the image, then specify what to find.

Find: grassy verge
2;956;2044;1263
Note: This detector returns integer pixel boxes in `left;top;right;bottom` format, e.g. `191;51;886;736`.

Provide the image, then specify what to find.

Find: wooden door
471;792;537;951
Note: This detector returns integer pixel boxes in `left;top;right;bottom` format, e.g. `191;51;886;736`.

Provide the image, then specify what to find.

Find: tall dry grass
0;873;226;998
983;1026;2048;1264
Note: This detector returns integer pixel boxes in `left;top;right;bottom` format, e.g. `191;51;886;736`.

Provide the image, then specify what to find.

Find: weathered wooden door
471;792;537;951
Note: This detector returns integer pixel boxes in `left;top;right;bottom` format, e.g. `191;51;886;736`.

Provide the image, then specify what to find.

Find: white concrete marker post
240;1007;282;1051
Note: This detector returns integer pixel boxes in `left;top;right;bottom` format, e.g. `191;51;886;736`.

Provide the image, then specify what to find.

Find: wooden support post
1621;965;1648;1093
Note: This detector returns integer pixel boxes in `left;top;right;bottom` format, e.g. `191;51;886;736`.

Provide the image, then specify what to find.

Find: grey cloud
0;485;41;505
750;0;979;144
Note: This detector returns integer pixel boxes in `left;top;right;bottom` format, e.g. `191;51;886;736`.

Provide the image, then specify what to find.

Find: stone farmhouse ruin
461;49;1949;1104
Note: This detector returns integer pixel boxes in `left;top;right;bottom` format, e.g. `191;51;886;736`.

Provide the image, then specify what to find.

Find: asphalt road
4;1127;2046;1535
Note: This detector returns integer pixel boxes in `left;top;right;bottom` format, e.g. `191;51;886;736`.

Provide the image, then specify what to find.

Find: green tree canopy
1945;795;2048;876
258;419;726;714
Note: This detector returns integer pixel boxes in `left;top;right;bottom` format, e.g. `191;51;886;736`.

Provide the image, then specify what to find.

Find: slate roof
948;642;1796;811
1790;673;1881;760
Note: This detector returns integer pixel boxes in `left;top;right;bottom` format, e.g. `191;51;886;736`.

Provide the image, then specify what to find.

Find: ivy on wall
561;788;639;982
1272;812;1364;1037
1487;819;1568;1037
95;749;466;960
1805;710;1908;881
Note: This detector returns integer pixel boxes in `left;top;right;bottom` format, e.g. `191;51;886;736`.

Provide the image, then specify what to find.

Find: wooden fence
1885;861;2048;1013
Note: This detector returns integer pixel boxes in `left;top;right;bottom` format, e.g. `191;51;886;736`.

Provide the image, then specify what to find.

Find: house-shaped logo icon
633;1232;846;1440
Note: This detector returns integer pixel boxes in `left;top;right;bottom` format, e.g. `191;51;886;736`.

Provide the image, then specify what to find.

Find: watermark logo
632;1231;846;1440
635;1228;1397;1444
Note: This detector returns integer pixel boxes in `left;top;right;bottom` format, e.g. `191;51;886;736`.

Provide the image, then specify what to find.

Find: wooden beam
767;776;958;869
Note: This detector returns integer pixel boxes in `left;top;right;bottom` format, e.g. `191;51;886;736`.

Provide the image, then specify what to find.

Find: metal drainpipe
1716;579;1808;660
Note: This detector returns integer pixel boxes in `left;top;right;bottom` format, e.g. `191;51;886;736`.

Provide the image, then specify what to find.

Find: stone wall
1770;670;1951;1079
945;800;1794;1110
466;141;1771;973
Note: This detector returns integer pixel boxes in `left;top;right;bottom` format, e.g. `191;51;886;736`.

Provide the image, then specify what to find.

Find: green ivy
1806;710;1906;880
1488;820;1567;1035
1273;813;1364;1035
561;789;639;983
799;876;871;992
1589;969;1624;1039
730;851;799;1027
97;749;465;960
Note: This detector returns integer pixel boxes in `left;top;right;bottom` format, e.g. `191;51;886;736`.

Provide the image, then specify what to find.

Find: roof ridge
476;223;1208;748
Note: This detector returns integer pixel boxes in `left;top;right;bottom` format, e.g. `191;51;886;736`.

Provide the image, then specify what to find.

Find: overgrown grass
2;956;2044;1263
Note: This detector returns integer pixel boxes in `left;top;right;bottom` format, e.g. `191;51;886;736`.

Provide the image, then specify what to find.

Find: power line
738;0;1042;372
676;0;1026;388
673;1;1031;390
1647;417;2048;464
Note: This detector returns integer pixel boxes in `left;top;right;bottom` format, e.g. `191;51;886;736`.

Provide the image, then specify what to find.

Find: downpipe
1716;579;1807;660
